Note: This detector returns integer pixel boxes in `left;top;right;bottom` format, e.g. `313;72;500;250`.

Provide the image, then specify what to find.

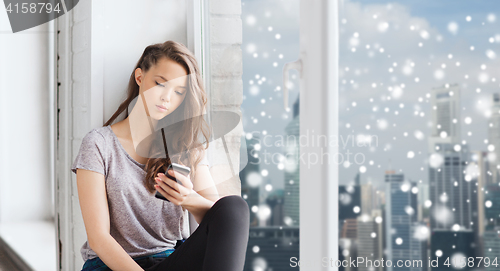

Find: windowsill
0;220;56;271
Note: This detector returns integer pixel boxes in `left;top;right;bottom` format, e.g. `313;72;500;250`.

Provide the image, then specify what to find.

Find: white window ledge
0;220;56;271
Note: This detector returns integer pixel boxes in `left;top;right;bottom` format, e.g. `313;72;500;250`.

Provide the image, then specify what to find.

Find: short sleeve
71;129;107;176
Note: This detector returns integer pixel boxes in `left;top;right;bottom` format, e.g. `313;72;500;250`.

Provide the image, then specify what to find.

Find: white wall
0;1;53;223
100;0;188;122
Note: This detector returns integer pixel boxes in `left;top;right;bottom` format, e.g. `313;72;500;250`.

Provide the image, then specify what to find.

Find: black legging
135;195;250;271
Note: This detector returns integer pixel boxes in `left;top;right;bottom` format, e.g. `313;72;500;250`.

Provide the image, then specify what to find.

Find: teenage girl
72;40;250;271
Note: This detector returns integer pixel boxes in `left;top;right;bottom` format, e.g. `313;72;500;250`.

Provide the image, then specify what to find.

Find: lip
156;105;167;112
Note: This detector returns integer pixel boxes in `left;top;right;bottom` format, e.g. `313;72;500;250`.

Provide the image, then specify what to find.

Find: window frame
186;0;211;234
193;0;340;268
298;0;339;267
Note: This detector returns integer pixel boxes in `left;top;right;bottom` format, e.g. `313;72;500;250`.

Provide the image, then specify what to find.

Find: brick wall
208;0;245;197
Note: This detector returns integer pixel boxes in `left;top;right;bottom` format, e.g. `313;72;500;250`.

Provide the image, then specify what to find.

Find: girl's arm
188;149;219;202
76;169;144;271
192;163;220;202
186;148;222;220
184;164;220;223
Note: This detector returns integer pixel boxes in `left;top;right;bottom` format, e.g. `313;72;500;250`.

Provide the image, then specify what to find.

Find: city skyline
240;0;500;193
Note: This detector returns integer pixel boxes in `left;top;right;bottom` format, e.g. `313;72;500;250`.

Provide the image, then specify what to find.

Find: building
417;183;429;222
475;150;496;255
488;93;500;183
484;184;500;229
428;84;461;152
339;184;362;220
283;95;300;226
266;189;285;226
244;226;300;271
340;218;358;271
428;144;478;233
240;135;261;227
483;227;500;271
361;183;374;216
357;209;384;271
409;222;428;271
430;230;476;271
385;171;420;271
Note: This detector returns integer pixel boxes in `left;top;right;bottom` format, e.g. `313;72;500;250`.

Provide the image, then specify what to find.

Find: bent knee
212;195;249;219
216;195;248;208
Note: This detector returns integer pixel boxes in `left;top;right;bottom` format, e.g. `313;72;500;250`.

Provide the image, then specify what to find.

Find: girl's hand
154;169;194;206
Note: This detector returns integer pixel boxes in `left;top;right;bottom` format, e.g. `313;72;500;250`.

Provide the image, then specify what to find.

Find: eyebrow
155;75;187;89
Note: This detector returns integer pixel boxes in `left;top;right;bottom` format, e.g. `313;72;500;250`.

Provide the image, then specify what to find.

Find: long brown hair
104;40;211;193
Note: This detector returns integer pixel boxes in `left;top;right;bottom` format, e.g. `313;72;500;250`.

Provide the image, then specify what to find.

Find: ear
134;68;143;86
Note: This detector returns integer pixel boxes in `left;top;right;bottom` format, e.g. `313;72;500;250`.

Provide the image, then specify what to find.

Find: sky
337;0;500;190
239;0;500;193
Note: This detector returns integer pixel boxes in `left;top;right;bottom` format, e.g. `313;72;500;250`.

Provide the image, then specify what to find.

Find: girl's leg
146;195;250;271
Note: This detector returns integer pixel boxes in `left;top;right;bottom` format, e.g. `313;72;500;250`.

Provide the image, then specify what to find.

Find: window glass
339;1;500;270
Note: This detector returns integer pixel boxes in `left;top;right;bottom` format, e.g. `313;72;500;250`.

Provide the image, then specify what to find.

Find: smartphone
155;163;191;201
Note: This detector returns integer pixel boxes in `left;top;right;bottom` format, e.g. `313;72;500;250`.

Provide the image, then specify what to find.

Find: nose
160;86;175;102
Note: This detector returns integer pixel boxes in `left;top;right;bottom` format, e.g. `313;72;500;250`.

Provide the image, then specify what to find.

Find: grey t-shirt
71;125;209;262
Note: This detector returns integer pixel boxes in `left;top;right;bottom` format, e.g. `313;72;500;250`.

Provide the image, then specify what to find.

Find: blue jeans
81;248;176;271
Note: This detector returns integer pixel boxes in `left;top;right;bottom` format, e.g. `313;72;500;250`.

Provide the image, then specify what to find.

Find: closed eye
156;81;185;95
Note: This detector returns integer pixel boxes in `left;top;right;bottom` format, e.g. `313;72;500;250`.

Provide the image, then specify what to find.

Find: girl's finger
154;184;178;203
157;173;180;191
162;176;192;197
158;175;180;192
156;177;182;199
163;171;193;191
166;170;193;190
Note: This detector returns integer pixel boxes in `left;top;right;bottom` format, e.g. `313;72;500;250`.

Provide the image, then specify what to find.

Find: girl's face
135;57;189;120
